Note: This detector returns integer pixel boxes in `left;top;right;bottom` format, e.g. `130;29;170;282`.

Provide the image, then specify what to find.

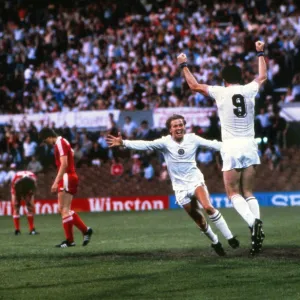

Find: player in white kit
107;114;240;256
177;41;267;256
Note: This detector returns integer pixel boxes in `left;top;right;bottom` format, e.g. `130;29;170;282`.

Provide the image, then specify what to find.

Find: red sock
62;215;74;242
71;211;88;233
27;213;35;231
13;215;20;231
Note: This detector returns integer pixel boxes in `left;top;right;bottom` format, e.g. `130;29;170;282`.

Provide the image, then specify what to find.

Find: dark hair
15;177;36;199
39;127;57;141
165;114;186;130
221;65;242;84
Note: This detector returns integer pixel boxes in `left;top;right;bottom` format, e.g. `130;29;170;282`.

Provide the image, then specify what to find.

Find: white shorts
175;183;206;206
221;138;260;171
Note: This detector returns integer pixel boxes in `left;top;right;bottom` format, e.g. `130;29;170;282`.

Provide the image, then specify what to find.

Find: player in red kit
11;170;39;235
39;128;93;248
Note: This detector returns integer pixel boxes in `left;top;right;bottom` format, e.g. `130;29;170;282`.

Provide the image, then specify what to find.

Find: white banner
153;107;217;128
0;110;120;130
280;105;300;121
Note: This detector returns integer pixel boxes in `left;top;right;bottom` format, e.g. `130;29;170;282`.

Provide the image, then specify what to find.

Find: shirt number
232;94;247;118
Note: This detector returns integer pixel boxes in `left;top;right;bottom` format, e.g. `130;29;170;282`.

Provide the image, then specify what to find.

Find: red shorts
58;173;78;195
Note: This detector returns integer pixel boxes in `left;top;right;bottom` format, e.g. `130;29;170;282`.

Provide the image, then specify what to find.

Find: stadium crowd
0;105;291;186
0;0;299;115
0;0;299;185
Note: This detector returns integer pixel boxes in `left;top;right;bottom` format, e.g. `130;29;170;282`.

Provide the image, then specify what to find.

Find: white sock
246;197;260;219
201;224;218;244
231;194;256;227
209;210;233;240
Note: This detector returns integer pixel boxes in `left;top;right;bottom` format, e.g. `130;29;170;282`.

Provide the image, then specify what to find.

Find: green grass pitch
1;207;300;300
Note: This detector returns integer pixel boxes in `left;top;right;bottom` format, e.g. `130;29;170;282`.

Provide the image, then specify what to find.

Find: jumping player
39;128;93;248
107;115;239;256
178;41;267;256
11;170;38;235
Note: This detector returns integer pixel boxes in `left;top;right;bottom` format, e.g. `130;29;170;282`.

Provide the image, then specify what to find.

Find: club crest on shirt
178;149;185;155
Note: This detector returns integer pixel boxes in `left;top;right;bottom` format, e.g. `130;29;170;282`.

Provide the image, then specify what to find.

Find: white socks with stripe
201;224;218;244
209;210;233;240
231;194;256;227
246;197;260;219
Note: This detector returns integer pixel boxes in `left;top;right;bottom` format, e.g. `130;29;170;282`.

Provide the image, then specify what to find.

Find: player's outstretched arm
254;41;267;86
107;133;165;151
194;135;222;151
177;53;209;96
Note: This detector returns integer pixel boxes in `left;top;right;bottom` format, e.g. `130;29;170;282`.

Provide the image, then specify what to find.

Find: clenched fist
177;53;188;65
255;41;265;52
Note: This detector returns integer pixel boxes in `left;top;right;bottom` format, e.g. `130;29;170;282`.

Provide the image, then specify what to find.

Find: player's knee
60;207;68;216
226;186;240;198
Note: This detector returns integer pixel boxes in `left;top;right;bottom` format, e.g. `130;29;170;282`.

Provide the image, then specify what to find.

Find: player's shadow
0;273;157;291
253;244;300;260
1;245;300;262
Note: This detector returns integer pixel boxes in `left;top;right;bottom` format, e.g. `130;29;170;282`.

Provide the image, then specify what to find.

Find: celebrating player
107;115;239;256
39;128;93;248
178;41;267;256
11;170;38;235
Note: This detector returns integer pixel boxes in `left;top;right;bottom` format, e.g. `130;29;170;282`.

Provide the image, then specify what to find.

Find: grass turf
0;207;300;300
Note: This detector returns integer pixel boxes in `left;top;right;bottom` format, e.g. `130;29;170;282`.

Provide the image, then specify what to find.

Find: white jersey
123;133;221;191
208;81;259;141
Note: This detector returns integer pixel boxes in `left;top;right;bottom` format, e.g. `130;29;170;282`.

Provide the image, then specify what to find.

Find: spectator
97;131;110;161
110;158;124;179
0;149;11;164
264;144;282;171
142;161;154;181
37;143;53;171
0;164;8;187
269;110;289;148
80;134;93;156
197;149;214;165
107;113;118;135
130;154;141;177
283;88;295;103
27;156;43;173
255;108;271;139
122;116;137;139
89;142;103;167
207;111;221;140
23;136;37;164
291;73;300;101
159;162;169;181
5;163;17;184
73;144;84;167
11;143;23;169
136;120;154;140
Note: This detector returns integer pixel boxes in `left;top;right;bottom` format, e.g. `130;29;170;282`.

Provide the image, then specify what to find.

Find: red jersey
54;136;76;174
11;171;37;195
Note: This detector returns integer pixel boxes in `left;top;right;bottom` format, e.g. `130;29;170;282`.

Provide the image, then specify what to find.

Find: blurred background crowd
0;0;299;189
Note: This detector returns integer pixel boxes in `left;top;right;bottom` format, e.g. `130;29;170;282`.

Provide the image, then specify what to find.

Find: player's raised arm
177;53;209;96
254;41;267;86
106;132;165;151
193;134;222;151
